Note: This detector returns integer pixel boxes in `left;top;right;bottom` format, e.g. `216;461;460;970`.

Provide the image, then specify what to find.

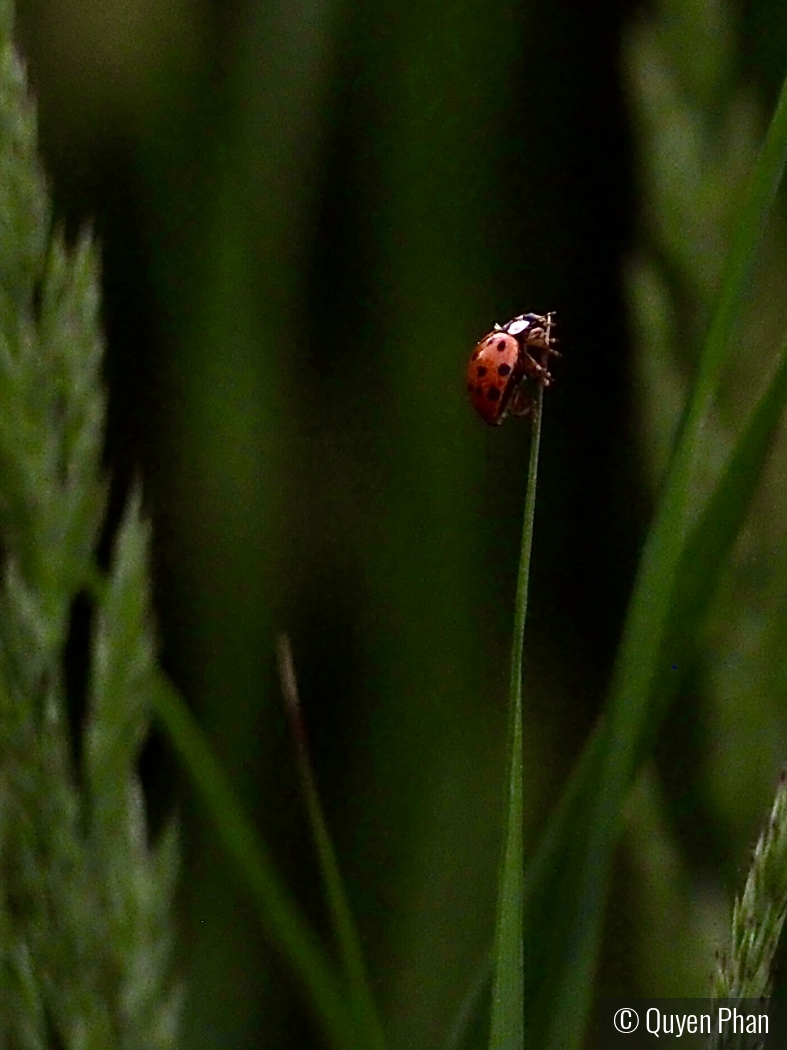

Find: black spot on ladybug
487;388;500;402
498;363;511;376
476;366;487;377
475;385;483;396
496;340;506;351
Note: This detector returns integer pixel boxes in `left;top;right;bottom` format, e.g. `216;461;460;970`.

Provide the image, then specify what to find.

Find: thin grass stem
277;635;387;1050
148;669;361;1050
489;383;545;1050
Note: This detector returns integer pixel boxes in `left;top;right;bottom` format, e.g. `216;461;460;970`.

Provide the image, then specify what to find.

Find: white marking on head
507;319;529;336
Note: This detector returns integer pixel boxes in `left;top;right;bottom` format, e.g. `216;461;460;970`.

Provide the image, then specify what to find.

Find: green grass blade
147;670;361;1050
535;63;787;1049
443;948;491;1050
442;70;787;1050
522;333;787;1036
442;323;787;1050
488;387;546;1050
685;78;787;440
276;636;387;1050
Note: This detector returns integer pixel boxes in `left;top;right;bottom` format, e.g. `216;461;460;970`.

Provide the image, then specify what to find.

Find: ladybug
467;312;559;425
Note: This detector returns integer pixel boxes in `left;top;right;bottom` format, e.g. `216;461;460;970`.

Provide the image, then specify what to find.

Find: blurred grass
537;47;787;1050
519;319;787;1049
148;667;365;1050
623;0;787;1000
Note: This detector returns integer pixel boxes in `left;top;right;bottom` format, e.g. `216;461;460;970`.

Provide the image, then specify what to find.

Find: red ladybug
467;312;559;425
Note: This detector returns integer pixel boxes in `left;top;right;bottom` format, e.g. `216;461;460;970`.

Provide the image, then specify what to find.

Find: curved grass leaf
445;68;787;1050
531;61;787;1048
448;317;787;1050
522;332;787;1047
148;670;363;1050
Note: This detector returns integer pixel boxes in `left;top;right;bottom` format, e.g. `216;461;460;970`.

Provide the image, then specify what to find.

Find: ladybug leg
520;350;555;387
521;312;560;386
543;312;561;356
509;383;535;418
524;314;560;354
541;315;561;378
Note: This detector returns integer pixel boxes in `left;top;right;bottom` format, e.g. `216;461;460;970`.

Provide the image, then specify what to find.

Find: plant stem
489;383;545;1050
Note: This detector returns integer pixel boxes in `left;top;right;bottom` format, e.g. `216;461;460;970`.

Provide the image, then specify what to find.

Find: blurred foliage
9;0;787;1046
712;774;787;1007
0;9;179;1042
624;0;787;1006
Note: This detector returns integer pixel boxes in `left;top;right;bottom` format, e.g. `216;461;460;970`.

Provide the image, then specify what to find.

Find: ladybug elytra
467;312;559;425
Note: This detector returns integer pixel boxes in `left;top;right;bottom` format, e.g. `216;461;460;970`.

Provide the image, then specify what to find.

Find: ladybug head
505;312;557;348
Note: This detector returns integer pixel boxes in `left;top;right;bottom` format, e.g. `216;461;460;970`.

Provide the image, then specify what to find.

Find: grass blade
533;62;787;1049
147;669;361;1050
522;331;787;1034
456;332;787;1050
276;635;387;1050
445;74;787;1050
488;385;546;1050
